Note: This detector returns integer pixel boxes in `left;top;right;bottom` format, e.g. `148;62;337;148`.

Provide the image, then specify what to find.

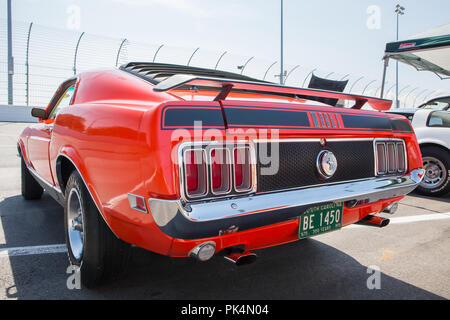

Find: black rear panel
256;140;375;193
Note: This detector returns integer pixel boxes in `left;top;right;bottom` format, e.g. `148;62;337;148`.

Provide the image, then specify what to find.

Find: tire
64;170;131;287
21;157;43;200
416;146;450;197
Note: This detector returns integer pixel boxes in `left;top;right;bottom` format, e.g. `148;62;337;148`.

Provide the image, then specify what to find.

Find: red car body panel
19;68;424;257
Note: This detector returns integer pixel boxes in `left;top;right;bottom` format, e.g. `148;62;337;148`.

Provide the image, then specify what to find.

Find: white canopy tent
380;23;450;98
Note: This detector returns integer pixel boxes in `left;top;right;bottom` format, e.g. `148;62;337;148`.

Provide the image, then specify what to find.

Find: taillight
396;143;406;172
387;142;396;173
375;140;407;175
180;143;255;200
375;143;387;174
234;147;253;192
184;149;207;198
210;148;231;195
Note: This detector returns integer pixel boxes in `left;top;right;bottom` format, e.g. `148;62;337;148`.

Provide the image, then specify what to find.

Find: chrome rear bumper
148;169;424;240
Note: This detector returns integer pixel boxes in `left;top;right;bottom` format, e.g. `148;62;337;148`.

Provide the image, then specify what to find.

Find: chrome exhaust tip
189;241;216;262
358;215;390;228
224;251;257;266
383;202;399;215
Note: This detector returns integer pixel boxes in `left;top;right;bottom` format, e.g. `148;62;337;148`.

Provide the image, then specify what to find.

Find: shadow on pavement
0;193;445;300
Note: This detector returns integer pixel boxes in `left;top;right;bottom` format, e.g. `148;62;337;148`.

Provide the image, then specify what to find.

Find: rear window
421;99;450;110
427;111;450;128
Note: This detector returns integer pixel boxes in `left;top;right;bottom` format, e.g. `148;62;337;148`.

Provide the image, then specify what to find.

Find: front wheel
416;146;450;197
64;171;131;287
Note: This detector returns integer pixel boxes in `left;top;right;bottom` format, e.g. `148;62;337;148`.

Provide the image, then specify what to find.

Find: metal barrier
0;19;445;108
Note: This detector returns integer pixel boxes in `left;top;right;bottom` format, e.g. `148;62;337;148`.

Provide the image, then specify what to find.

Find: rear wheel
64;171;131;287
21;157;43;200
416;146;450;197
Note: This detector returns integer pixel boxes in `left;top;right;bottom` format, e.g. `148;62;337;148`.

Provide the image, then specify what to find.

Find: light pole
395;4;405;108
280;0;284;84
7;0;13;104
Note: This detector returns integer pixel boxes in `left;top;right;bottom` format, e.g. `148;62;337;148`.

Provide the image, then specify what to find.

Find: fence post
284;65;300;84
187;47;199;66
397;85;410;106
385;84;397;99
404;87;419;108
362;80;376;95
25;22;33;106
239;57;254;75
374;85;382;97
413;89;429;107
115;38;128;67
301;68;316;88
73;32;85;75
214;51;227;70
153;44;164;63
263;61;277;80
422;90;438;104
348;76;364;93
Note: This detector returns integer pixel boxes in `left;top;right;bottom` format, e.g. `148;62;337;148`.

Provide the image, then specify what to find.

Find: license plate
298;202;344;239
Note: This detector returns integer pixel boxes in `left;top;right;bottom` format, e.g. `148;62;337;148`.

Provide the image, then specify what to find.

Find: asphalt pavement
0;122;449;300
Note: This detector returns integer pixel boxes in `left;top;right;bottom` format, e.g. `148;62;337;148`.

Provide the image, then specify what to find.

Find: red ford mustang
18;63;424;287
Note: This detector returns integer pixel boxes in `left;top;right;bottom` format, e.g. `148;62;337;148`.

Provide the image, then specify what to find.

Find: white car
411;109;450;196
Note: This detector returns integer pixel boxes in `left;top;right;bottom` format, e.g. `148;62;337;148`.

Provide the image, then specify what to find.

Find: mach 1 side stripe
160;104;413;132
223;107;310;128
390;119;414;132
161;105;225;129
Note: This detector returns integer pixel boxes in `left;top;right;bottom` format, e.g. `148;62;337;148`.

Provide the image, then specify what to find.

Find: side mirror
31;107;47;119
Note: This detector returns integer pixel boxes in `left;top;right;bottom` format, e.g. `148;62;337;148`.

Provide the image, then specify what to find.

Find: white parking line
0;219;6;245
0;244;67;258
0;213;449;258
346;212;450;229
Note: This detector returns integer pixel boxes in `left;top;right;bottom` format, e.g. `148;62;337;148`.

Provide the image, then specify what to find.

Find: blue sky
4;0;450;106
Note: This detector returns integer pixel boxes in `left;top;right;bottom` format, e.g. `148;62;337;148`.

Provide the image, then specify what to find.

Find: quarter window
427;111;450;128
48;85;75;119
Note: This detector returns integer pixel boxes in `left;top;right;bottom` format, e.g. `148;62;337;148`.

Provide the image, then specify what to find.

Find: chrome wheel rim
67;188;84;261
421;157;447;189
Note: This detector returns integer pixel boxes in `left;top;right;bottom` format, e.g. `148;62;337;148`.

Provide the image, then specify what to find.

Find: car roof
418;96;450;107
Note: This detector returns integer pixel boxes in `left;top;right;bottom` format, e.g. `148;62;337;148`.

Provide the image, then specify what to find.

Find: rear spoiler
153;74;392;111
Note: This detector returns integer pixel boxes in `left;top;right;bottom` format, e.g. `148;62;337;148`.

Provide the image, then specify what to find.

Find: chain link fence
0;19;445;108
